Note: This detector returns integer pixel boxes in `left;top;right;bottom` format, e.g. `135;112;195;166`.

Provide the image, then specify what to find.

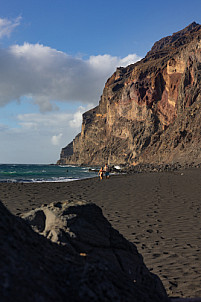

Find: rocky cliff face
58;22;201;166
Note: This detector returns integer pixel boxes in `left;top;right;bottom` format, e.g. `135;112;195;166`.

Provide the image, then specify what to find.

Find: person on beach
104;163;110;179
98;167;104;180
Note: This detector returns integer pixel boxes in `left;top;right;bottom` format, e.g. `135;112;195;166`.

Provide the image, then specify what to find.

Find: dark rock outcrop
59;140;74;160
58;22;201;166
0;200;169;302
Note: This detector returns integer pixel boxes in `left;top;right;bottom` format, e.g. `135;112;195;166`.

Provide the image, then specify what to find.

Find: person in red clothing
98;167;104;180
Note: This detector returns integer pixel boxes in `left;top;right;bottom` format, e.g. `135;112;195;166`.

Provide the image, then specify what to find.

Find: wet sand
1;168;201;299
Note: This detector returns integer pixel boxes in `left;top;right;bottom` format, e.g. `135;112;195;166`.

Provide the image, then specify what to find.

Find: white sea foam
114;166;121;170
0;164;97;183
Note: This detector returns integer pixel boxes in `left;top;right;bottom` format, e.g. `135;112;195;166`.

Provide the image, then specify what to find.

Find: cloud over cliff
0;43;141;112
0;16;141;163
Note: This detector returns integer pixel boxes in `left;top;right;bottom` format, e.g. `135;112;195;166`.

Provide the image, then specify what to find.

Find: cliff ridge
58;23;201;166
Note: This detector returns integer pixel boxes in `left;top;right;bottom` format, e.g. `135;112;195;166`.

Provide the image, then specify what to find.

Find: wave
0;177;78;183
58;165;70;168
0;171;17;174
114;166;121;170
0;175;97;183
0;164;97;183
59;165;78;168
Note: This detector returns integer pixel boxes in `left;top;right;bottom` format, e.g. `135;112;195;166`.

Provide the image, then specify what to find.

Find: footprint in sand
153;253;160;258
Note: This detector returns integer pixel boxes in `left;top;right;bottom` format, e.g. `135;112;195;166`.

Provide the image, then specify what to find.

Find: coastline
1;168;201;298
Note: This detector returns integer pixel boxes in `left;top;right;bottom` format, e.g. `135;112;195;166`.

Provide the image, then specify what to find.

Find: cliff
58;22;201;166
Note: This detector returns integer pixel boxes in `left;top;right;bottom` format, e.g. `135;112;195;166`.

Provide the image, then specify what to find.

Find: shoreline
0;175;98;184
1;161;200;184
1;168;201;298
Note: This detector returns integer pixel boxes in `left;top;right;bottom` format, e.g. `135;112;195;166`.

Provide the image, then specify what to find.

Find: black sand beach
1;168;201;299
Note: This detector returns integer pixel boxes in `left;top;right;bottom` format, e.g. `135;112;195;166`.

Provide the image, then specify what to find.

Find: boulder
0;200;169;301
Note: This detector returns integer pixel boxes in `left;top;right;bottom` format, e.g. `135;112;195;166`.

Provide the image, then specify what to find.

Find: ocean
0;164;99;183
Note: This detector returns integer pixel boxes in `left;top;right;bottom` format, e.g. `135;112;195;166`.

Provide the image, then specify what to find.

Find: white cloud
119;54;141;66
0;107;90;163
88;53;140;72
69;111;82;128
51;133;63;146
68;105;91;129
0;16;21;39
17;105;91;134
0;43;141;112
0;35;142;163
17;112;72;129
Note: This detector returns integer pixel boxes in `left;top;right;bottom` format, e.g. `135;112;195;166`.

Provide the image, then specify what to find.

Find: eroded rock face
0;200;169;301
58;22;201;166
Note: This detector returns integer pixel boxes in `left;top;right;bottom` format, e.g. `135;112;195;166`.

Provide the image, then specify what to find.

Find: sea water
0;164;98;183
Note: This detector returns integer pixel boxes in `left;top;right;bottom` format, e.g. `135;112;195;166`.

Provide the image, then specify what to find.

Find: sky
0;0;200;164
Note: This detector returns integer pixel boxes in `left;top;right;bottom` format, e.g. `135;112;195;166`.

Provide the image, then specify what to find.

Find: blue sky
0;0;200;163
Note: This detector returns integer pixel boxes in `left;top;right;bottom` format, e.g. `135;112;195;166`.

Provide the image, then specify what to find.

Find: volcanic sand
1;168;201;299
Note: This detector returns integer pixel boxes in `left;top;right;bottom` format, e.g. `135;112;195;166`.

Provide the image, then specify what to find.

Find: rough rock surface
58;22;201;166
0;199;169;302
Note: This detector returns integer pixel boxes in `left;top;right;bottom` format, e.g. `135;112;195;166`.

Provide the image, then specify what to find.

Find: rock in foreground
1;200;169;302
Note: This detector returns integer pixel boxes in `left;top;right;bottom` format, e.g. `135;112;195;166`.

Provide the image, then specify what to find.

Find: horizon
0;0;201;164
